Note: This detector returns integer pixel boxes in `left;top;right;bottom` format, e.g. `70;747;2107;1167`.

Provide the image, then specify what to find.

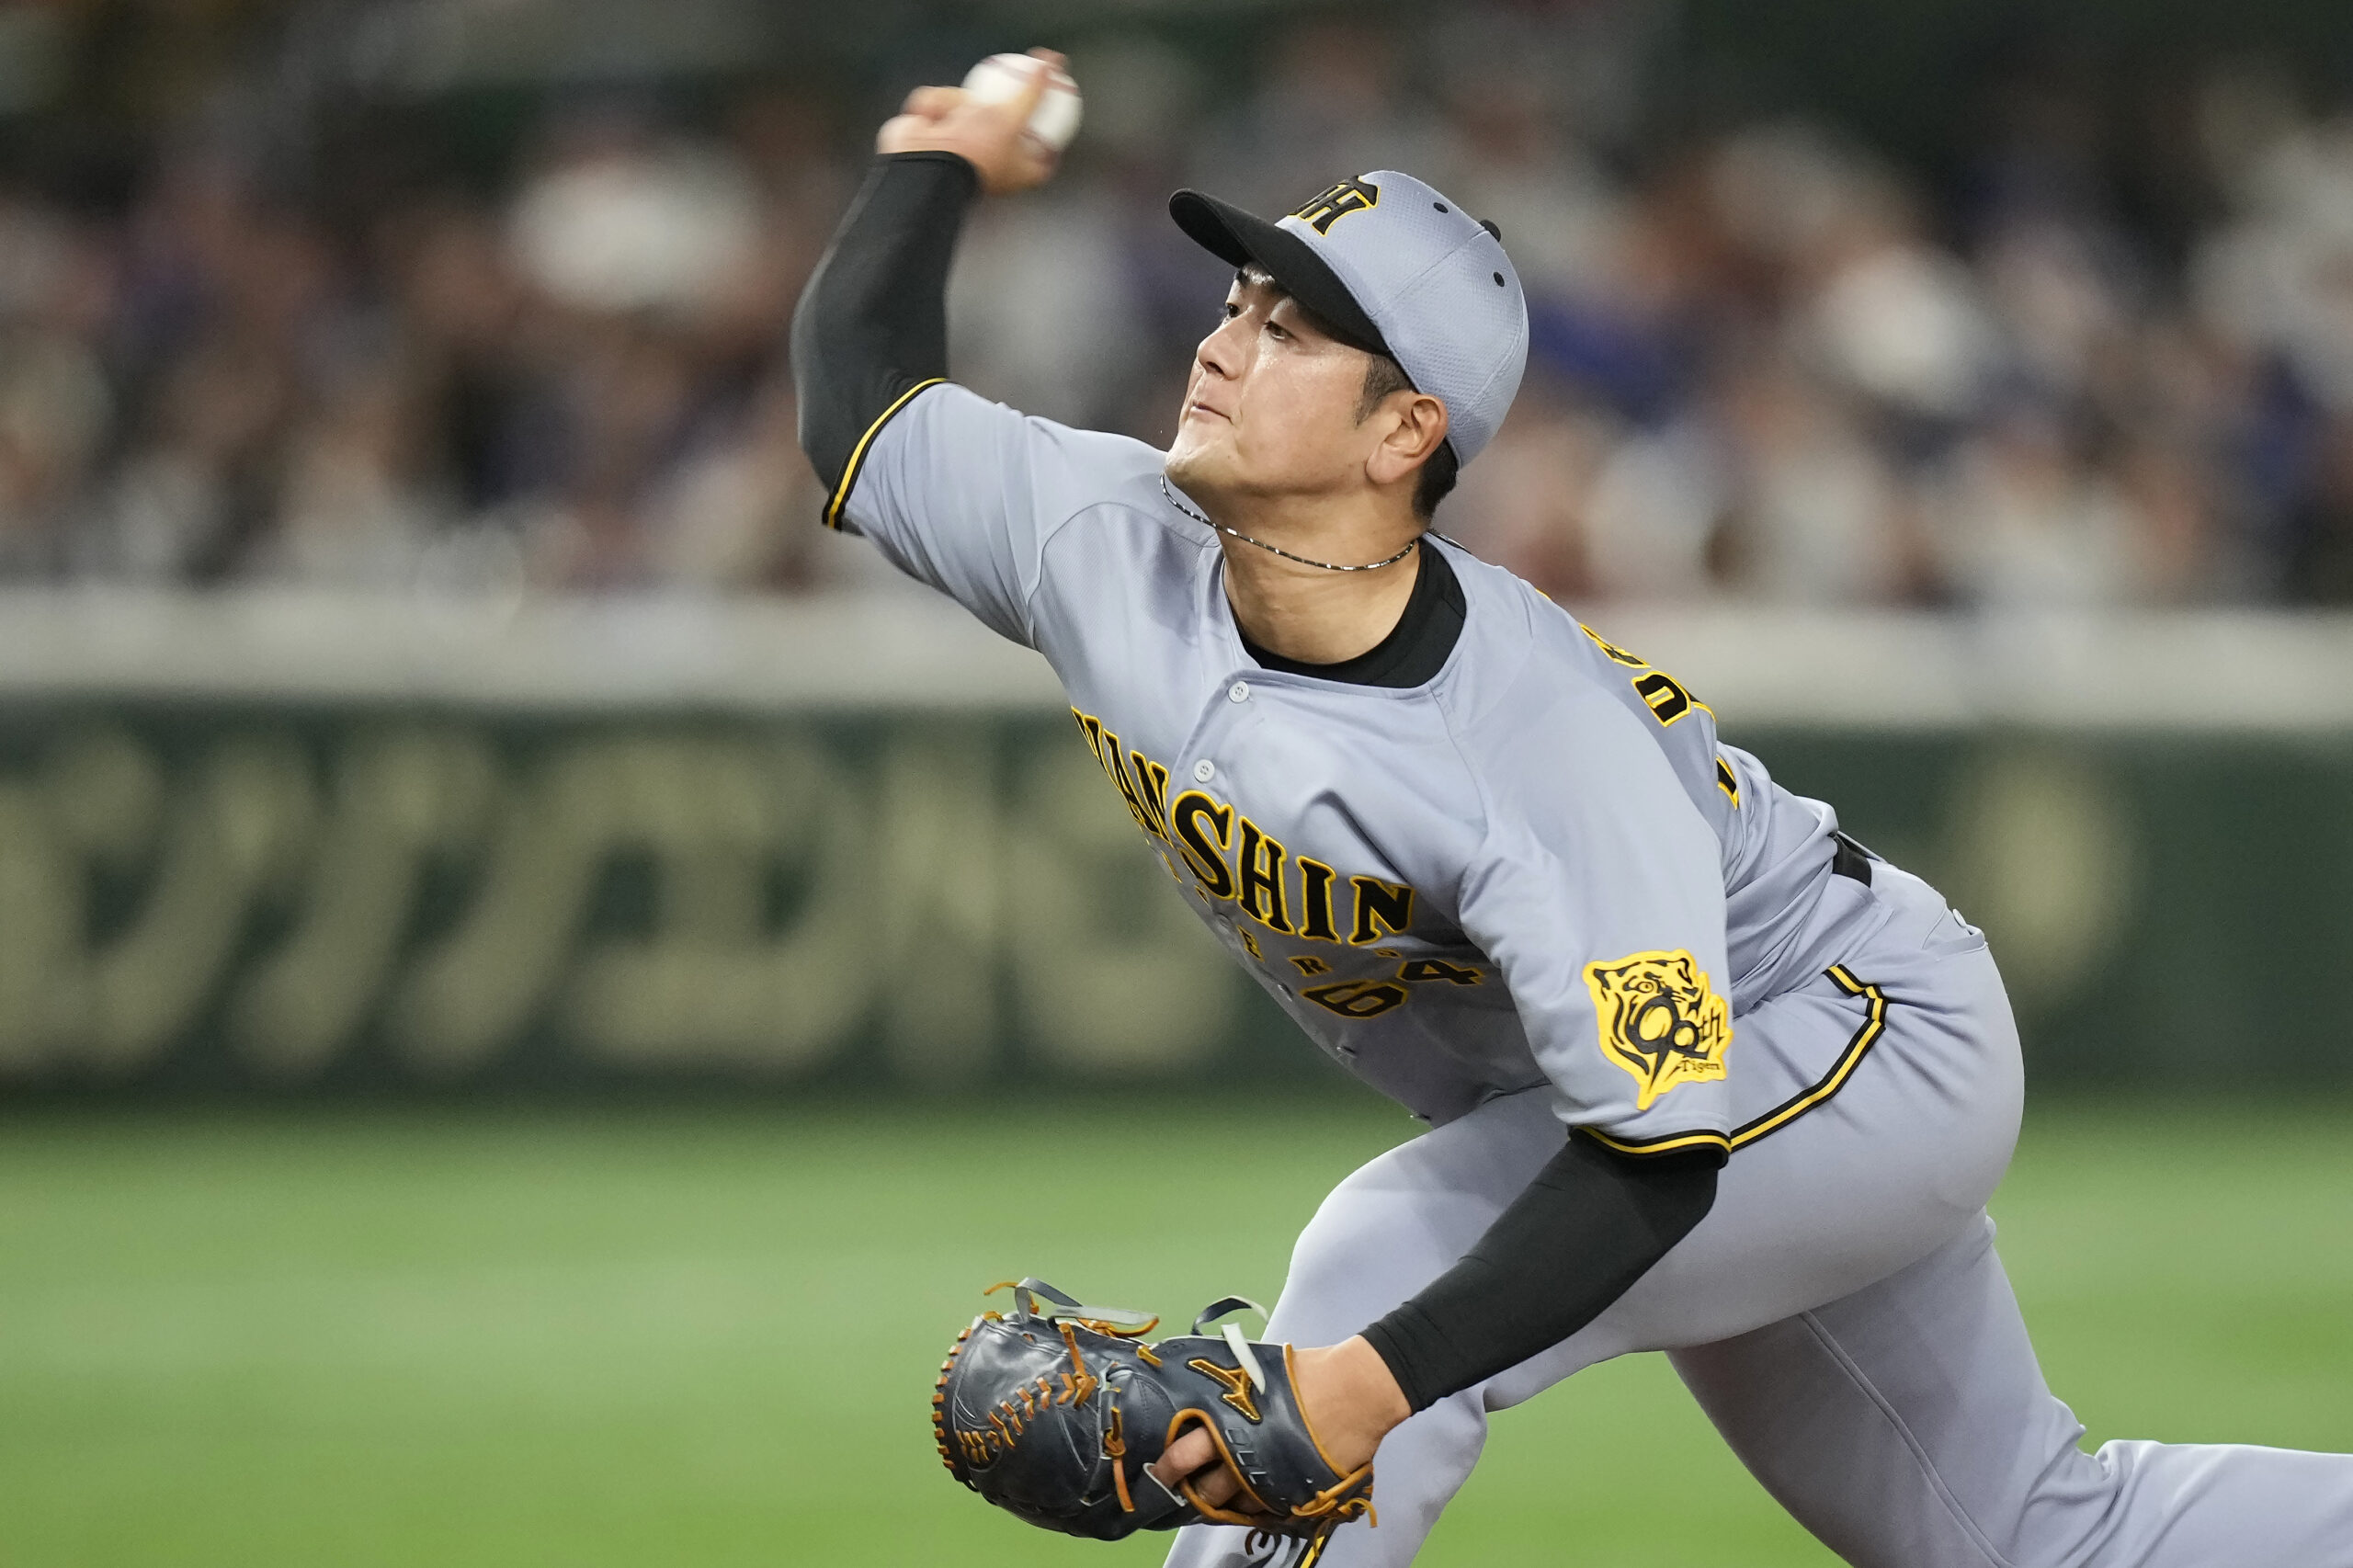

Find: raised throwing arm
790;51;1065;517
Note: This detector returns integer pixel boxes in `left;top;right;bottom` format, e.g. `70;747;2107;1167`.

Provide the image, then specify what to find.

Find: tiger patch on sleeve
1583;949;1733;1110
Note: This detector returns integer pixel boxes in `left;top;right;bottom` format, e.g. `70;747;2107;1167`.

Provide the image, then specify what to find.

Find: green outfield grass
2;1096;2348;1568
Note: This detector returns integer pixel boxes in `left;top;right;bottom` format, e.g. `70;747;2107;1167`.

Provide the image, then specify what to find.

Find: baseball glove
931;1278;1377;1566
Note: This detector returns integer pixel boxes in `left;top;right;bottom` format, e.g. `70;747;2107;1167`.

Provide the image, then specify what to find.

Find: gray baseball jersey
844;381;2353;1568
840;381;1885;1148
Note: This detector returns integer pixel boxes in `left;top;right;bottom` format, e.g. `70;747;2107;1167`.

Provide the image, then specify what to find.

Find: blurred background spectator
4;0;2353;607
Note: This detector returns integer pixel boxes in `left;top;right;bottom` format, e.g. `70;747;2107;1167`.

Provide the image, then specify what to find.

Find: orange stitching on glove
1294;1468;1376;1519
1103;1405;1134;1514
1076;1314;1160;1338
1055;1320;1101;1404
933;1324;977;1480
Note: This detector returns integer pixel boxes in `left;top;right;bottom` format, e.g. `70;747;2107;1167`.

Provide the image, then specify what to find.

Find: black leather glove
932;1278;1376;1565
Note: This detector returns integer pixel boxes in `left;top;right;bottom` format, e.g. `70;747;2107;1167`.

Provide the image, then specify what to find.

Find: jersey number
1301;980;1410;1019
1397;958;1483;986
1302;959;1486;1019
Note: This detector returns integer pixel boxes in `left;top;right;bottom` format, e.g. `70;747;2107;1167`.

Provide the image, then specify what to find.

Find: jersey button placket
1202;675;1264;779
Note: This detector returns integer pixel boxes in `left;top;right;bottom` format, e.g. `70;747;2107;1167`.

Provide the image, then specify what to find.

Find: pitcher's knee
1273;1102;1553;1346
1983;1440;2146;1567
1276;1163;1462;1344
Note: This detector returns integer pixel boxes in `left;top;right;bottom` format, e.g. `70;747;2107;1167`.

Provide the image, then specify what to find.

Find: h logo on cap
1290;178;1380;234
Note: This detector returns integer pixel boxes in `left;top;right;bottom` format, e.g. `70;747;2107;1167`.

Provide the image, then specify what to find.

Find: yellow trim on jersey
1728;967;1889;1147
1581;1125;1733;1158
822;377;947;529
1579;966;1892;1158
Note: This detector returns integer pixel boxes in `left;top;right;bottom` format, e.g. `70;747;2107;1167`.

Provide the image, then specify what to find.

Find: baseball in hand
962;52;1083;153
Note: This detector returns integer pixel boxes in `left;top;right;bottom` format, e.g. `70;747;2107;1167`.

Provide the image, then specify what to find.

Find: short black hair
1358;354;1459;520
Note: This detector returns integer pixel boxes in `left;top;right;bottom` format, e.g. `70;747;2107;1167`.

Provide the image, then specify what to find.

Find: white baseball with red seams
961;53;1083;153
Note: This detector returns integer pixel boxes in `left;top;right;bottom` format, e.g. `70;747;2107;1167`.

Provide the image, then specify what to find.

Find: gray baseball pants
1165;870;2353;1567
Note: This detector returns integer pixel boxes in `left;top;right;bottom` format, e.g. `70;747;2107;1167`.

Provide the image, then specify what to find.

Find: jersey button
1193;759;1215;782
1228;681;1250;703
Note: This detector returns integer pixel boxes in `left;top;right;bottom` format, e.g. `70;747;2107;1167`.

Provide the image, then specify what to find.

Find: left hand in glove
931;1279;1402;1564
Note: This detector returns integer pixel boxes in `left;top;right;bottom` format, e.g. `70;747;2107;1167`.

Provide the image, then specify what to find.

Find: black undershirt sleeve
790;151;979;506
1359;1132;1722;1413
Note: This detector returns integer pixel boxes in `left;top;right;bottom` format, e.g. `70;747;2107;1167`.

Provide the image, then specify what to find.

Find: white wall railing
0;587;2348;732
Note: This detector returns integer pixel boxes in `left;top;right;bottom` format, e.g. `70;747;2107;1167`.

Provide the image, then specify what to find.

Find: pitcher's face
1163;271;1382;510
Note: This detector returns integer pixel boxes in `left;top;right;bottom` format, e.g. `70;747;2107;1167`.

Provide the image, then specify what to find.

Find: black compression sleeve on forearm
1358;1132;1721;1413
790;151;979;500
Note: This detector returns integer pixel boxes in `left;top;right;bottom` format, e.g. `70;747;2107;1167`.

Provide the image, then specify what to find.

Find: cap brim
1168;190;1390;358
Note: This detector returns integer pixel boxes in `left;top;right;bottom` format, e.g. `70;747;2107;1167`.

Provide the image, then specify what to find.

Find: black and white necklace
1160;477;1420;573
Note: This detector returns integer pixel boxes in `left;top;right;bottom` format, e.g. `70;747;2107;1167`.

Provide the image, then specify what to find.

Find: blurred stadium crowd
4;1;2353;606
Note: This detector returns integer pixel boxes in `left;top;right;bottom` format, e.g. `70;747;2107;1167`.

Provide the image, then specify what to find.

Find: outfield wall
1;589;2347;1096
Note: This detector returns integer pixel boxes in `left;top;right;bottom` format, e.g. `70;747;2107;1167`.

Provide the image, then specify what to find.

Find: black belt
1830;831;1875;886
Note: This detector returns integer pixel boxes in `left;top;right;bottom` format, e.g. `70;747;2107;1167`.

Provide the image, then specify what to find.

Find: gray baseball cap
1169;171;1529;465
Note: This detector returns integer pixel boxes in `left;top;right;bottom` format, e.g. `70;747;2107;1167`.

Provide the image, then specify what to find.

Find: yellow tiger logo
1583;949;1733;1110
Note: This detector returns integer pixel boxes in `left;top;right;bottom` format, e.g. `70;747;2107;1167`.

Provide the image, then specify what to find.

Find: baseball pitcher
790;50;2353;1568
